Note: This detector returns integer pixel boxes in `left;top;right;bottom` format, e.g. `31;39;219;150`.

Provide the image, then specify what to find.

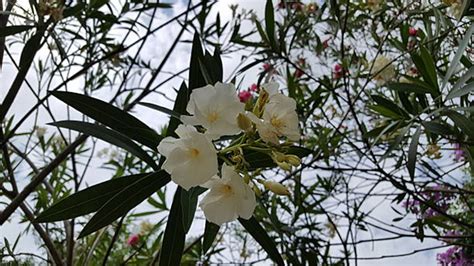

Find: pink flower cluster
454;143;464;162
238;83;259;103
127;234;140;246
437;246;472;265
403;185;454;218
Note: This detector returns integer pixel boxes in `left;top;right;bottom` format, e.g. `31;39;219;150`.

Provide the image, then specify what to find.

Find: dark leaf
51;91;161;149
203;221;220;254
79;171;170;237
50;121;159;170
239;217;284;265
35;173;150;222
0;26;34;37
408;125;421;180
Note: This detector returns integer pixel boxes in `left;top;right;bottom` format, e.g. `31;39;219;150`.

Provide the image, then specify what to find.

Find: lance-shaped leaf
79;171;170;237
202;221;220;254
442;23;474;89
51;91;161;150
239;217;284;265
445;110;474;139
408;125;421;180
35;173;150;222
50;121;159;170
0;26;34;37
158;187;186;266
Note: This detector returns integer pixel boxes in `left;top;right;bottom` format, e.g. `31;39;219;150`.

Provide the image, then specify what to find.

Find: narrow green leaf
180;186;206;234
265;0;278;52
371;95;409;118
79;171;170;237
386;82;433;94
422;121;453;136
446;82;474;100
50;121;159;170
445;110;474;139
408;126;421;180
442;23;474;89
239;217;284;265
19;30;43;69
447;66;474;99
166;82;188;139
420;46;439;92
188;33;206;91
158;188;186;266
139;102;181;120
203;221;220;254
51;91;161;149
35;173;150;222
0;26;34;37
411;49;438;95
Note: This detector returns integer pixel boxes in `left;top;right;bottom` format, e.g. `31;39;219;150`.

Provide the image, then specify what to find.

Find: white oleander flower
181;82;244;140
157;125;218;190
371;55;396;85
199;164;257;225
248;84;300;144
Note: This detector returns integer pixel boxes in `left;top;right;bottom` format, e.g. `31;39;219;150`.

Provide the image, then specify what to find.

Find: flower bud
277;161;292;171
237;113;253;132
263;181;290;196
127;234;140;246
272;151;286;163
253;184;262;196
256;89;270;114
285;155;301;166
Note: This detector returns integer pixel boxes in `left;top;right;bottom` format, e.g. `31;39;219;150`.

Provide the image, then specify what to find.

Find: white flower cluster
157;82;301;225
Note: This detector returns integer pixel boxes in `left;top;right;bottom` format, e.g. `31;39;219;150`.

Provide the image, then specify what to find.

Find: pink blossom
333;64;343;79
295;68;304;78
454;143;464;162
249;84;259;92
322;39;330;49
239;90;252;102
408;27;418;37
263;63;272;72
127;234;140;246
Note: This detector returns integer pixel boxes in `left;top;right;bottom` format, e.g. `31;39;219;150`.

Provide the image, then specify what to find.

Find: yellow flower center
188;148;200;158
220;184;233;196
270;116;285;130
207;111;219;123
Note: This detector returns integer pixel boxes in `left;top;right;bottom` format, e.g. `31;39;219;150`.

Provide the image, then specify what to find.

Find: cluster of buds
271;151;301;171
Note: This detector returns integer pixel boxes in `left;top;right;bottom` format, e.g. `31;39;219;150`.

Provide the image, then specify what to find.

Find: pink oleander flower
454;143;464;162
408;27;418;37
295;68;304;78
239;90;252;102
437;246;472;266
249;83;259;92
403;185;455;219
127;234;140;246
333;64;343;79
323;38;330;49
263;63;272;72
